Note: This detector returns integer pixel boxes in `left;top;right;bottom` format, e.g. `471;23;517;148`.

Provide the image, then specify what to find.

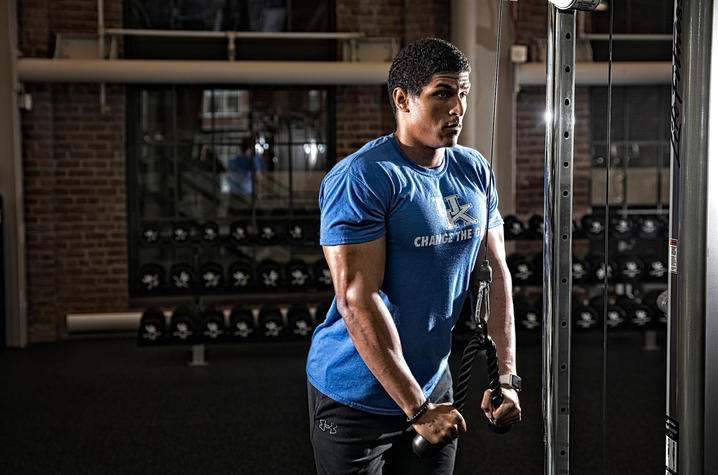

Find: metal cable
602;1;615;472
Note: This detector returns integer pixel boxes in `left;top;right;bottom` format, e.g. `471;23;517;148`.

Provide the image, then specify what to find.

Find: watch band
499;374;522;392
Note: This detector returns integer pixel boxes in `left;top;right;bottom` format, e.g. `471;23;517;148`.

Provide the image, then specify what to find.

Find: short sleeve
319;171;387;245
487;170;503;229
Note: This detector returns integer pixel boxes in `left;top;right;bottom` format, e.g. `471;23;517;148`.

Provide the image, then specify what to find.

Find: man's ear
392;87;410;113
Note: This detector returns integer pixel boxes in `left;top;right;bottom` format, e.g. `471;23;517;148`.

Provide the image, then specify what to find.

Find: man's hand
412;402;467;445
481;387;522;426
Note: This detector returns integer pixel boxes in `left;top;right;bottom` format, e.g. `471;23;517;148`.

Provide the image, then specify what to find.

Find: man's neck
393;131;445;169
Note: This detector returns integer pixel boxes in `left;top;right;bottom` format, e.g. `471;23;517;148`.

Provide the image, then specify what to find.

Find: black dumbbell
201;221;220;243
644;254;668;282
287;221;306;243
573;303;600;331
229;260;254;290
636;215;660;240
572;255;591;284
287;259;311;290
138;264;165;293
588;295;627;330
610;216;635;241
586;253;616;283
200;307;226;342
527;214;544;240
258;307;285;340
169;263;195;291
514;297;541;332
199;262;224;289
257;221;280;244
140;224;161;246
171;223;192;244
287;305;315;340
229;221;250;244
314;259;333;289
507;254;535;285
228;306;256;341
573;219;586;239
138;307;166;344
169;306;198;342
257;259;283;289
616;254;645;283
581;214;605;240
642;289;668;327
503;215;526;240
615;296;654;330
314;301;332;326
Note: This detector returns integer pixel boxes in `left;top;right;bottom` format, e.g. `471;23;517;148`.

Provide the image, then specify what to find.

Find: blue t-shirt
306;134;503;415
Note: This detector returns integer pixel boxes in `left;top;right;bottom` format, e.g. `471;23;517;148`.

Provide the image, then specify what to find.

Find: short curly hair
387;37;471;116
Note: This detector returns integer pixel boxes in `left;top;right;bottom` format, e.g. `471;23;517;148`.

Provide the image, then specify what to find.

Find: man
306;37;521;474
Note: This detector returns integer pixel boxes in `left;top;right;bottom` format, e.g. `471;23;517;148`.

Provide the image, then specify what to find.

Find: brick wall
19;1;127;341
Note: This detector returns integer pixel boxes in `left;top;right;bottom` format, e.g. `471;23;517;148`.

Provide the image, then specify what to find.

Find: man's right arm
323;237;466;445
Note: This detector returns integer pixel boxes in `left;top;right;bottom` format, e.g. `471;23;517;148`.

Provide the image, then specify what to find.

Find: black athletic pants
307;370;457;475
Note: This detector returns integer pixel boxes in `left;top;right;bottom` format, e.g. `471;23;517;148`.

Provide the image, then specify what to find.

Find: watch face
512;375;522;392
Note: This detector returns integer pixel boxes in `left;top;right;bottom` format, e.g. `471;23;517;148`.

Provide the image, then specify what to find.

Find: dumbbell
572;255;591;285
228;306;256;341
642;289;668;327
286;259;311;290
199;262;224;289
138;307;166;344
201;221;220;243
644;254;668;282
573;219;586;239
503;215;526;240
229;221;250;244
573;303;600;331
616;254;645;283
586;253;616;283
169;306;198;342
514;297;541;332
169;263;195;291
140;224;161;246
171;223;192;244
229;260;254;290
138;264;165;294
314;259;333;289
287;305;315;340
636;215;660;240
257;259;283;289
200;307;226;342
610;216;635;241
287;221;307;243
257;220;280;244
526;214;544;240
589;295;627;330
507;254;535;285
314;301;333;326
615;296;654;330
258;307;286;340
581;214;605;240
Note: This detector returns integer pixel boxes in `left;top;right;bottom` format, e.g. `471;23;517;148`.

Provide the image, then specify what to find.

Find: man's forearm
487;259;517;375
337;291;426;417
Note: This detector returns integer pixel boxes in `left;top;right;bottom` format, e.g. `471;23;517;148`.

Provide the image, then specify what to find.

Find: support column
543;6;575;475
667;0;717;472
0;0;27;348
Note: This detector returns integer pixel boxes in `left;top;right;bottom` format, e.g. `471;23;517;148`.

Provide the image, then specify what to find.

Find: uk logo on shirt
434;194;478;228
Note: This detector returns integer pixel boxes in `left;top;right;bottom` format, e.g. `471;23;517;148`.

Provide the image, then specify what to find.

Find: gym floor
0;331;664;474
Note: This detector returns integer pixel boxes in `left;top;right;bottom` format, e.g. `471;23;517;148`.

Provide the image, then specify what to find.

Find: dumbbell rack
496;210;668;339
134;211;337;360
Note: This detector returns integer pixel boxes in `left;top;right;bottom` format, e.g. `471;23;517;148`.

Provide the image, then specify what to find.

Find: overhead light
547;0;601;10
596;0;609;11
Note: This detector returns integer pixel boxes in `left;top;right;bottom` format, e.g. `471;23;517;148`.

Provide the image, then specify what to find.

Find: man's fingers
480;389;493;419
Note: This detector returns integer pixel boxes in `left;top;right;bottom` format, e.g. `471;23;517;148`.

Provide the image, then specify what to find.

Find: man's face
399;71;471;149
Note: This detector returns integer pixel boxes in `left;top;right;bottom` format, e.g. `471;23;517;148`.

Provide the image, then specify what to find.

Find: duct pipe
17;59;391;85
518;61;670;85
67;312;142;333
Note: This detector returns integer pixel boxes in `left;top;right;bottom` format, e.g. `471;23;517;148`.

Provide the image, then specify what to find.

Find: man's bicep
323;236;386;296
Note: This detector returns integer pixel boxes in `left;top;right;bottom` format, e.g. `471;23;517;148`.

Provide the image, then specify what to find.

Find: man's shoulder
327;135;399;180
449;143;488;165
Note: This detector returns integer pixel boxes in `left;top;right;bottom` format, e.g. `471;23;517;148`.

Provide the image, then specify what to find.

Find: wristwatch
499;374;522;392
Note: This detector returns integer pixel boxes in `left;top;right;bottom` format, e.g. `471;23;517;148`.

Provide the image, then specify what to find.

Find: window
127;86;333;297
